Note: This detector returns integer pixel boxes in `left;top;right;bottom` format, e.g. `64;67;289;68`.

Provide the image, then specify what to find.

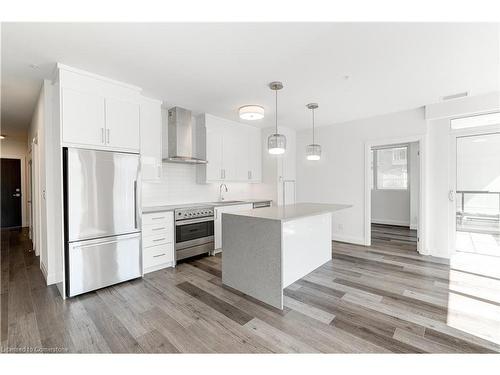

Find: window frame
371;144;409;191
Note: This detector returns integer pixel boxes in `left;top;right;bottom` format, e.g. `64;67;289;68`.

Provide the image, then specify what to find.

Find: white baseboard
332;233;366;246
372;218;410;227
39;261;57;285
143;261;174;274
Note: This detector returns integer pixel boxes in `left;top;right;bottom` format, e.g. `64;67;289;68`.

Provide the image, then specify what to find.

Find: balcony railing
456;190;500;234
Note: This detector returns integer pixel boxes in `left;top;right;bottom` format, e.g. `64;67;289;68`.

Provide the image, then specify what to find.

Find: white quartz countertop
142;199;272;214
224;202;351;222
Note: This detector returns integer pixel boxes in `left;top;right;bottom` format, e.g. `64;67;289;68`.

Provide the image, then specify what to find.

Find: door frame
364;134;427;254
1;154;26;228
448;122;500;255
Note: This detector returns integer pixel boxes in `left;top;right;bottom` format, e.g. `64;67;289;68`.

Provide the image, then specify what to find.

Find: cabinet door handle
106;129;110;144
152;227;166;231
248;170;252;180
101;128;105;144
153;238;166;242
152;216;165;220
153;253;166;258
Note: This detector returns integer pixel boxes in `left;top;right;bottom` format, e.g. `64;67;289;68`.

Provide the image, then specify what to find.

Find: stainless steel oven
174;206;214;261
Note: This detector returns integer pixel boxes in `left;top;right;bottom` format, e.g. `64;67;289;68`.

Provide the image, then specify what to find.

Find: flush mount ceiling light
267;81;286;155
239;105;264;120
0;135;5;139
306;103;321;161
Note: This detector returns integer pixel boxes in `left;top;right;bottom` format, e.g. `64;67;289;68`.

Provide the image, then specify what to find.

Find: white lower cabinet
214;203;253;251
142;211;174;273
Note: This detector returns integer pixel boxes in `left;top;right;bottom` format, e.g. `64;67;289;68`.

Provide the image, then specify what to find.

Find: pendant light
267;81;286;155
306;103;321;160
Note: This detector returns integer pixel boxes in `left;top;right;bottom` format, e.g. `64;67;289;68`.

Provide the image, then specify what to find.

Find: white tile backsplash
142;163;265;207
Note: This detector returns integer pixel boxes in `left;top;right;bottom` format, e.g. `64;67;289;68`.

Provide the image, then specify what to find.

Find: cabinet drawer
143;243;173;268
142;224;171;238
142;212;173;226
143;233;171;248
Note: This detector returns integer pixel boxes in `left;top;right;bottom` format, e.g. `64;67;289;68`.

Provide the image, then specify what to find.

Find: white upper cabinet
197;114;262;183
140;96;162;180
61;88;106;147
247;126;262;182
58;65;141;153
105;98;140;152
205;126;224;180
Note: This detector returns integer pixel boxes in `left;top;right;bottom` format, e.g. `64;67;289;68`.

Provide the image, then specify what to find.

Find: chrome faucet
219;183;228;201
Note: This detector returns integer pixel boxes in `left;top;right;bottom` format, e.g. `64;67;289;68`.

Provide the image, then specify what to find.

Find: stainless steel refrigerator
64;148;142;297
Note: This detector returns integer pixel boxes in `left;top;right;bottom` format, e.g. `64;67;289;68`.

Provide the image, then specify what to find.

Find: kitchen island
221;203;351;309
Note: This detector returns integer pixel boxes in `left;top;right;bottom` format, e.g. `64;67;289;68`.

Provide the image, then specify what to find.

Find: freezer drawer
67;233;141;297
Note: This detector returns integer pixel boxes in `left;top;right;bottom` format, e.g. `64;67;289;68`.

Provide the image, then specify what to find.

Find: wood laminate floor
371;223;417;248
2;227;500;353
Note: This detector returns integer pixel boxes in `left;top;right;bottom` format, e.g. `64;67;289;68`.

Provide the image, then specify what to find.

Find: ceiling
2;22;499;138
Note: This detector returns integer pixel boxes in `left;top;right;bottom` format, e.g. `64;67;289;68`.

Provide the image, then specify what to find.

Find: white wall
371;190;410;226
0;137;28;227
296;107;427;246
27;79;61;284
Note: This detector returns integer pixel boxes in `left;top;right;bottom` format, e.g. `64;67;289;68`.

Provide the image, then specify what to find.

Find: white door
206;128;224;181
105;98;140;152
62;88;106;147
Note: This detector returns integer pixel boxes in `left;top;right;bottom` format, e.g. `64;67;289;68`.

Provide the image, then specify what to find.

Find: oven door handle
176;217;214;226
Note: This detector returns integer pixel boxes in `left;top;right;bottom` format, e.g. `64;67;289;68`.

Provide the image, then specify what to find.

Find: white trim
39;261;56;284
372;219;410;227
332;233;366;246
365;134;427;254
56;63;142;91
144;262;175;274
410;224;418;230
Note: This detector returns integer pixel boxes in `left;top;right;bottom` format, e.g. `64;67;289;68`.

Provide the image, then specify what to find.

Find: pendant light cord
275;89;278;134
312;107;315;144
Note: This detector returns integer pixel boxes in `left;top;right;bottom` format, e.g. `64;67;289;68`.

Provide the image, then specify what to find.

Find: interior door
1;158;22;228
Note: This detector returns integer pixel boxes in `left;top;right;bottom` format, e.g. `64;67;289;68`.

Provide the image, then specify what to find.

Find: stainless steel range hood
164;106;208;164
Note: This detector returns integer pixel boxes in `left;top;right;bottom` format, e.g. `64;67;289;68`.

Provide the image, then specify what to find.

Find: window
371;146;408;190
450;112;500;130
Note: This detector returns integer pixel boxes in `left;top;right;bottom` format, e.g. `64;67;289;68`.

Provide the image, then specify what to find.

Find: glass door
453;132;500;256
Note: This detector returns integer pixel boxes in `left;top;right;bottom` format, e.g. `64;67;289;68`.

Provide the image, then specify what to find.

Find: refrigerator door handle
134;180;138;229
73;239;120;249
